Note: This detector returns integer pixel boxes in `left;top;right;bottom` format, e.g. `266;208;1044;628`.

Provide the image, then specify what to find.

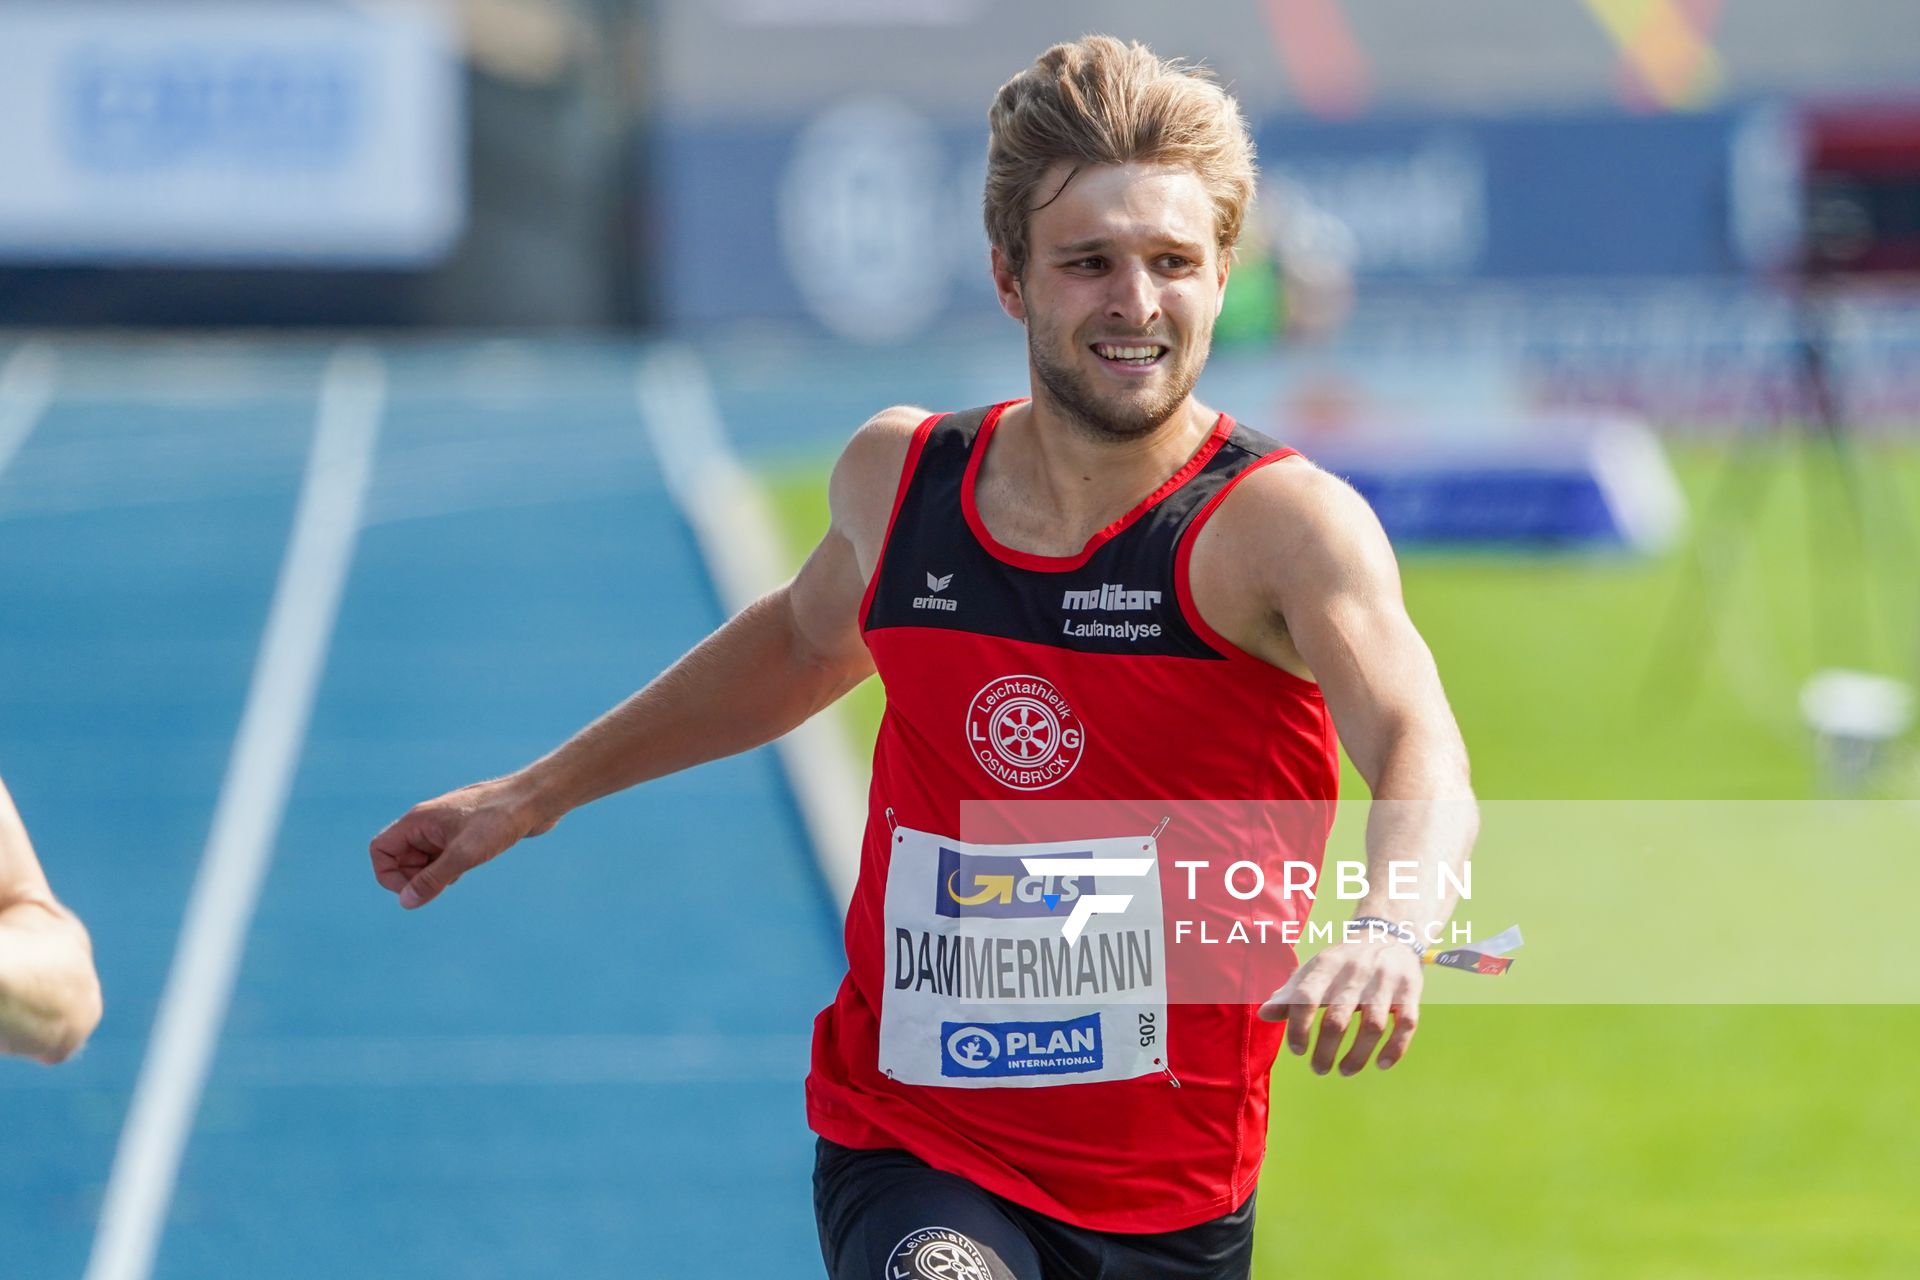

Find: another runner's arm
0;778;103;1064
370;406;922;909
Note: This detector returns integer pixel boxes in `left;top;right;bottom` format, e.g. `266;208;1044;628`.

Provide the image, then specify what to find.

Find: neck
996;389;1217;532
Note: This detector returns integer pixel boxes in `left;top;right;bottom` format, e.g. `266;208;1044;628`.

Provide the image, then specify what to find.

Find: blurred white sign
778;97;958;343
0;2;465;267
1273;139;1488;277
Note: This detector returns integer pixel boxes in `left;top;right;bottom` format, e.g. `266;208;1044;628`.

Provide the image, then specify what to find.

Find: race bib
877;826;1169;1088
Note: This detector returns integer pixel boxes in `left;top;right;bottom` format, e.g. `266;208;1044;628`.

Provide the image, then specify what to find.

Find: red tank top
805;401;1340;1233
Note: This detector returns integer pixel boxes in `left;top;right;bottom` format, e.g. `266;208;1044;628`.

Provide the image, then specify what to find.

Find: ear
990;245;1027;324
1214;250;1232;318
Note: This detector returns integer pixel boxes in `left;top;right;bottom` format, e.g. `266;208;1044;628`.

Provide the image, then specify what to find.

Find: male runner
1;775;103;1063
372;35;1475;1279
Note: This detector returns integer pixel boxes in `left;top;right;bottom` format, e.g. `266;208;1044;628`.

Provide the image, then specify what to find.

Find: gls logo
935;846;1089;919
912;571;956;612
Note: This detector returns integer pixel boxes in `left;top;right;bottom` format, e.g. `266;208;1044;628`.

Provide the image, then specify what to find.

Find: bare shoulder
833;404;926;486
829;405;932;558
1218;454;1373;536
1186;453;1399;671
1206;453;1396;584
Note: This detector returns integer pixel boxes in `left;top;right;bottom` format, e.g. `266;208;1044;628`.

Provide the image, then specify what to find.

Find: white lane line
635;345;866;913
0;342;59;486
84;347;387;1280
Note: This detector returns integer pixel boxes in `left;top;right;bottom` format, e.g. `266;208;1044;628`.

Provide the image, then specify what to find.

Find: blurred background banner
0;2;465;268
660;106;1760;333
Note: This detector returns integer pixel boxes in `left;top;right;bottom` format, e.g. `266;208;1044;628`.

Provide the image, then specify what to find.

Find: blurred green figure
1214;178;1356;347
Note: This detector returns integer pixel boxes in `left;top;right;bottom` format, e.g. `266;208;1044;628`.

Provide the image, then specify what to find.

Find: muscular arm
370;406;922;908
1263;466;1476;938
1193;460;1475;1073
0;778;103;1064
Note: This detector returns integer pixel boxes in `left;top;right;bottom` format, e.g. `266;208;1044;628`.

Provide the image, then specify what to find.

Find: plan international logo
939;1014;1104;1078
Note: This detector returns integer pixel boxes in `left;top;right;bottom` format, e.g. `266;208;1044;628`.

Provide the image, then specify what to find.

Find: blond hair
984;35;1257;277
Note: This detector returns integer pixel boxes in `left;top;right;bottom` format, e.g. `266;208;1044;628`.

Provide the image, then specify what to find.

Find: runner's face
1002;162;1228;441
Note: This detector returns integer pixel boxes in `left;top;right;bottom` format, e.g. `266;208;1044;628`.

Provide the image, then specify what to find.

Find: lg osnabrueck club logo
965;673;1085;790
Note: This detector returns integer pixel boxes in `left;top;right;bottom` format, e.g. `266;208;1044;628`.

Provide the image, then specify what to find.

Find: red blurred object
1802;101;1920;274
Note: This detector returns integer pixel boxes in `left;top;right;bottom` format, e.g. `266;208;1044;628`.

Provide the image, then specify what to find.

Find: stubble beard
1028;322;1209;444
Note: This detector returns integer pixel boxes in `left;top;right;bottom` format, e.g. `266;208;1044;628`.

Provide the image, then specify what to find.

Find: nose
1105;261;1161;329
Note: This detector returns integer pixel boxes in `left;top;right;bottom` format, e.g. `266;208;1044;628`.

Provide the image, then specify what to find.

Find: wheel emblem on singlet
965;674;1086;791
887;1227;993;1280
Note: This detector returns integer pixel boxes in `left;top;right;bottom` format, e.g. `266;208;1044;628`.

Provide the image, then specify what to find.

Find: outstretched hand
369;777;549;910
1257;940;1422;1075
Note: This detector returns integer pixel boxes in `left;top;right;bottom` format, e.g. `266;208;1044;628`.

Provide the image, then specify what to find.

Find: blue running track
0;340;846;1279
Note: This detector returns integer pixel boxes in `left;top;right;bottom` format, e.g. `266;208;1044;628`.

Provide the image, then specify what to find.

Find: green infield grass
759;439;1920;1278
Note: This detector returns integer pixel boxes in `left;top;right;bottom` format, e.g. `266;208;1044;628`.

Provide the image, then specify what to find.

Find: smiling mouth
1090;342;1167;368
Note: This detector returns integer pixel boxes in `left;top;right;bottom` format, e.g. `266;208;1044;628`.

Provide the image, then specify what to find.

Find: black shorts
812;1137;1256;1280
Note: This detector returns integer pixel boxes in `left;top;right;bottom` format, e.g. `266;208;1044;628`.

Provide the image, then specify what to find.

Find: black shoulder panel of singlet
864;406;1288;658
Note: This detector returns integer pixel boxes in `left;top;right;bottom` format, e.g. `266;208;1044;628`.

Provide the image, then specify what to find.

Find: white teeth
1095;344;1164;361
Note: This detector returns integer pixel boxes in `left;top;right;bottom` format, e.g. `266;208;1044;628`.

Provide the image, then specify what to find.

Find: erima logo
940;1014;1103;1078
1062;583;1162;612
913;571;957;612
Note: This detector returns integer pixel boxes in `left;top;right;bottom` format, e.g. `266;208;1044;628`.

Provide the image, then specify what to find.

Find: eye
1065;256;1106;271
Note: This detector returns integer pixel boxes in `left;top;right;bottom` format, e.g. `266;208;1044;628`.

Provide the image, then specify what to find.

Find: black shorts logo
887;1226;993;1280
